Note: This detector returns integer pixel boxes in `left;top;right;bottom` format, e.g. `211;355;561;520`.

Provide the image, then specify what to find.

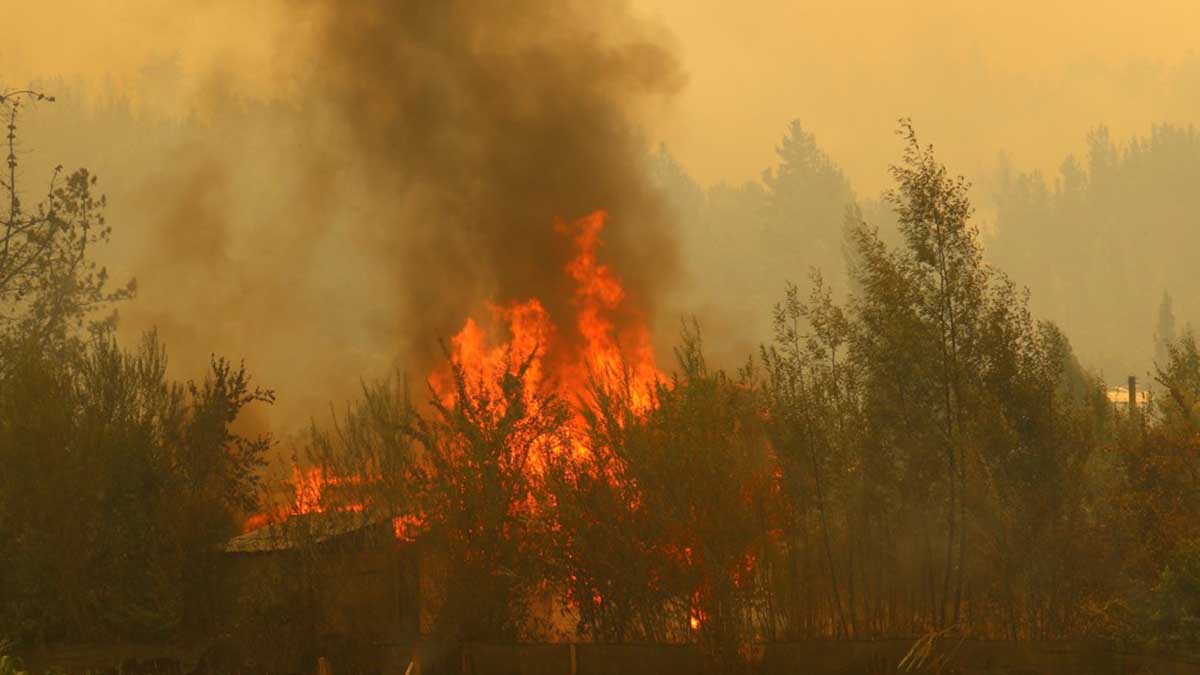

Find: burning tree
292;210;782;662
411;347;573;641
415;210;668;642
576;325;779;658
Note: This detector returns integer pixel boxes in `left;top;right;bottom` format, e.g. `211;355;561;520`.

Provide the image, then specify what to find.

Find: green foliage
748;119;1117;640
760;273;864;639
0;639;28;675
544;362;688;644
0;91;134;353
597;325;773;651
1155;330;1200;431
306;375;422;519
411;346;572;641
1106;331;1200;642
0;332;273;642
308;121;1137;653
12;96;1200;659
1148;539;1200;643
0;92;273;644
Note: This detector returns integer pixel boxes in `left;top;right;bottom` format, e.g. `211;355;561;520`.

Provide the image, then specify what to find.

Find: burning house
220;509;423;673
217;210;679;659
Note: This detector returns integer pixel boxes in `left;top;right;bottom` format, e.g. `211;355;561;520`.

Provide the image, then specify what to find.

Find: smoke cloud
15;0;1199;436
10;1;684;439
292;0;685;368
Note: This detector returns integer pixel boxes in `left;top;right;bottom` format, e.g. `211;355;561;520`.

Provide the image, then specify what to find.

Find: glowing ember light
732;553;757;589
241;512;272;533
690;590;705;631
392;514;423;542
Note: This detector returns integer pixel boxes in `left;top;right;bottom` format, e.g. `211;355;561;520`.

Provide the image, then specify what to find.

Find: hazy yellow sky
634;0;1200;190
8;1;1199;192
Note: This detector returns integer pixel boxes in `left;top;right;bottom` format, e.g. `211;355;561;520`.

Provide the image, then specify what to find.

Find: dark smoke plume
293;0;685;367
17;1;684;442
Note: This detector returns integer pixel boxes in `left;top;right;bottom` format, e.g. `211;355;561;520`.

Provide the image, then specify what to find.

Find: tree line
3;94;1200;669
303;121;1200;660
0;91;273;643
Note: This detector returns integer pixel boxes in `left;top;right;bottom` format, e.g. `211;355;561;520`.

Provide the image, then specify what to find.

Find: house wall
220;524;420;673
313;541;419;641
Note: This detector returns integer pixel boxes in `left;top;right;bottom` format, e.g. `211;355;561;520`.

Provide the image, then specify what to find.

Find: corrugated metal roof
224;510;383;553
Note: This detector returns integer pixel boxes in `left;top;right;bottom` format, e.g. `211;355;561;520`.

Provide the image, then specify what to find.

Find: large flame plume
431;210;663;454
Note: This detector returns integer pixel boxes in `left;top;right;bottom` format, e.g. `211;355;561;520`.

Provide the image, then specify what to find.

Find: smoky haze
5;0;1200;435
295;0;683;369
7;1;684;439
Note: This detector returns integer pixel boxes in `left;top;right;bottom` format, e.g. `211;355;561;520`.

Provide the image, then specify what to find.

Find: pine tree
1155;290;1177;373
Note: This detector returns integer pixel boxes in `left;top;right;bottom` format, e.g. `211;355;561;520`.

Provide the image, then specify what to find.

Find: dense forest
988;124;1200;382
4;78;1200;673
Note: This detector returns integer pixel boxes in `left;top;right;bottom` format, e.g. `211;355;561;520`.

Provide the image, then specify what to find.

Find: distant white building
1105;385;1152;409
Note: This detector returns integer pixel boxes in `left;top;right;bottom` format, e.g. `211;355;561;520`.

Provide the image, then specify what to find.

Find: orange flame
240;466;426;539
289;465;364;515
432;210;662;457
690;590;706;631
557;211;660;413
243;211;656;560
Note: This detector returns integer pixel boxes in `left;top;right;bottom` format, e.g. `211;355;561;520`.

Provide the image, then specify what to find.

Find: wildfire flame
243;210;660;536
237;211;731;635
240;466;359;532
241;466;422;541
431;210;662;457
557;211;660;412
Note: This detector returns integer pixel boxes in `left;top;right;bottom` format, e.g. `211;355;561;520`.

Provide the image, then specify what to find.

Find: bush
0;332;272;642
